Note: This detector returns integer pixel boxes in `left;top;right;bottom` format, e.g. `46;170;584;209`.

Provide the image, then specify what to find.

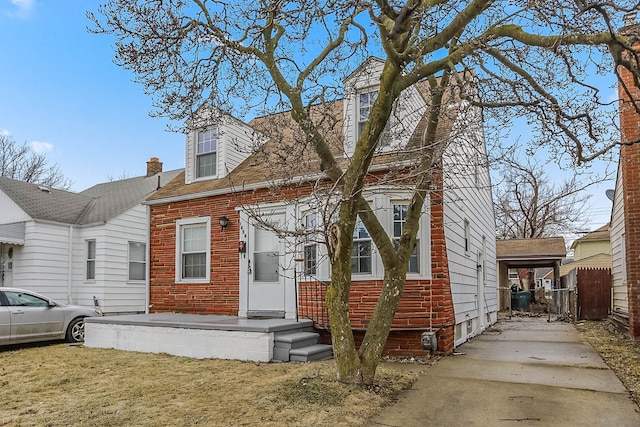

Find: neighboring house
145;58;498;355
611;17;640;338
560;224;612;277
570;224;611;261
0;158;182;314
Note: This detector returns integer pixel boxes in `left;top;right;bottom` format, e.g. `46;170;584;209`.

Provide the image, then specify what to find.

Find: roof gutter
143;160;416;206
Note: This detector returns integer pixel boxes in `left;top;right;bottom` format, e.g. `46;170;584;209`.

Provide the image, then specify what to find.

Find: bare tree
90;0;640;384
493;153;599;239
0;134;72;190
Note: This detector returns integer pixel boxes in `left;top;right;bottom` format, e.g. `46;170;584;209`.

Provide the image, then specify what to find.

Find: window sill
175;279;210;285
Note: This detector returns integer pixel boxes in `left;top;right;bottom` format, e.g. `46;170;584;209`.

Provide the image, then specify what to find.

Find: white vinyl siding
611;160;627;314
73;205;150;314
343;58;426;156
10;221;74;303
0;190;30;222
185;113;261;184
442;101;498;346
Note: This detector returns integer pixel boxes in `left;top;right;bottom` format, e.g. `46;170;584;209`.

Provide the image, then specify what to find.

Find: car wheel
66;317;86;343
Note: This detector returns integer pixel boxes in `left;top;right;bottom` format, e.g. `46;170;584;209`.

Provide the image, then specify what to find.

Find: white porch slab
84;314;314;362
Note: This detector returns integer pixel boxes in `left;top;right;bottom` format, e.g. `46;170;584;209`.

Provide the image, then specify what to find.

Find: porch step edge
289;344;333;362
274;331;319;345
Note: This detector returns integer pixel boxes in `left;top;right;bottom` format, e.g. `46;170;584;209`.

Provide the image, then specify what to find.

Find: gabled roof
79;169;182;223
0;176;95;223
570;223;610;249
496;237;567;261
0;168;183;225
147;75;465;203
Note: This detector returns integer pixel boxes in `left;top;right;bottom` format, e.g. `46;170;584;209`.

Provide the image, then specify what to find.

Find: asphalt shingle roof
148;76;462;203
0;176;95;223
496;237;567;260
79;169;182;223
0;168;183;225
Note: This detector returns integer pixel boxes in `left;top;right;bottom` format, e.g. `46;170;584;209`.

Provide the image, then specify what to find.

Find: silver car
0;287;103;345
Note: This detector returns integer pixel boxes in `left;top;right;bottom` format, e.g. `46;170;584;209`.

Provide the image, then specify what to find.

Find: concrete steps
273;330;333;362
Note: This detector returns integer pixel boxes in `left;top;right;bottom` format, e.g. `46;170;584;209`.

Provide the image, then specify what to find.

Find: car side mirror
48;301;57;307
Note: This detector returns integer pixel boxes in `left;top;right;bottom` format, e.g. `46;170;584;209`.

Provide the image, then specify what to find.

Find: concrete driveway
368;317;640;426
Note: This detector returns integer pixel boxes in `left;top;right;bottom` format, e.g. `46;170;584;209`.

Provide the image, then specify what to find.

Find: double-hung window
128;242;146;281
176;218;211;283
393;204;419;273
196;129;217;178
303;213;318;276
86;240;96;280
358;90;378;139
352;216;372;274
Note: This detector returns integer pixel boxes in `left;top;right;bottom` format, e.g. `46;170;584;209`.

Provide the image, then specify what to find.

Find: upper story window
393;204;419;273
196;129;217;178
358;90;378;139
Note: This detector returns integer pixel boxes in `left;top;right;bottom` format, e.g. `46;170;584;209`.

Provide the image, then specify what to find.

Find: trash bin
511;291;531;311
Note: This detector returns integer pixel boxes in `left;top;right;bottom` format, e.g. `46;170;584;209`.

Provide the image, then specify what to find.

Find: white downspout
67;225;73;304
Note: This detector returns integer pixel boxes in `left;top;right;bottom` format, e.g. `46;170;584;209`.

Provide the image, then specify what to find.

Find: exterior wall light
219;216;230;230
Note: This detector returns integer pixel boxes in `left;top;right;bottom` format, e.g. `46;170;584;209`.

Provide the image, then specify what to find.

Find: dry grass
577;320;640;407
0;343;424;426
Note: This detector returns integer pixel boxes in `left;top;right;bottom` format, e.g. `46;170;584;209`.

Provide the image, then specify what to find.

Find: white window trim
357;89;378;140
175;217;211;284
392;201;421;275
192;127;220;182
296;192;431;281
85;239;96;282
128;241;146;282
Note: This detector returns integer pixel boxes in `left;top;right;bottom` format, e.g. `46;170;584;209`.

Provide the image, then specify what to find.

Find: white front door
248;217;285;317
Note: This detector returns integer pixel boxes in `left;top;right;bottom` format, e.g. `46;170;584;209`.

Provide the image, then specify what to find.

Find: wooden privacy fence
576;267;612;320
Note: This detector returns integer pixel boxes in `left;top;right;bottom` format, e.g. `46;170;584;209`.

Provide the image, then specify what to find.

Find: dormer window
196;129;217;178
358;90;378;139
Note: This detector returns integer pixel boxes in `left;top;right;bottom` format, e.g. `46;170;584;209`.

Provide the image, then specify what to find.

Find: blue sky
0;0;185;191
0;0;615;234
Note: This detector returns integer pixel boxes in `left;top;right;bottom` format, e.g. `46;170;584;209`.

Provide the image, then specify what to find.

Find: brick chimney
618;13;640;339
146;157;163;177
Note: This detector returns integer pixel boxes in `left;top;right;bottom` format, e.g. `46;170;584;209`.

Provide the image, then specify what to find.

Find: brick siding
149;180;455;355
618;45;640;338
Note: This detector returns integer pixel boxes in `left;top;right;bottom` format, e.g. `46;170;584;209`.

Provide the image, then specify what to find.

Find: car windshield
4;292;49;307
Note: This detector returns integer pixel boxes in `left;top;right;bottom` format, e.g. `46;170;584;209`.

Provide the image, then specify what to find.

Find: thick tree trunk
358;268;406;384
326;207;363;383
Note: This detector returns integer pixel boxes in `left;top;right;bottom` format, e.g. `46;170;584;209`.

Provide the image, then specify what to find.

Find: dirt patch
577;320;640;407
0;344;423;426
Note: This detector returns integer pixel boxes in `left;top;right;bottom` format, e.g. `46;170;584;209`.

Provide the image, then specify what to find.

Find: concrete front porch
84;313;332;362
